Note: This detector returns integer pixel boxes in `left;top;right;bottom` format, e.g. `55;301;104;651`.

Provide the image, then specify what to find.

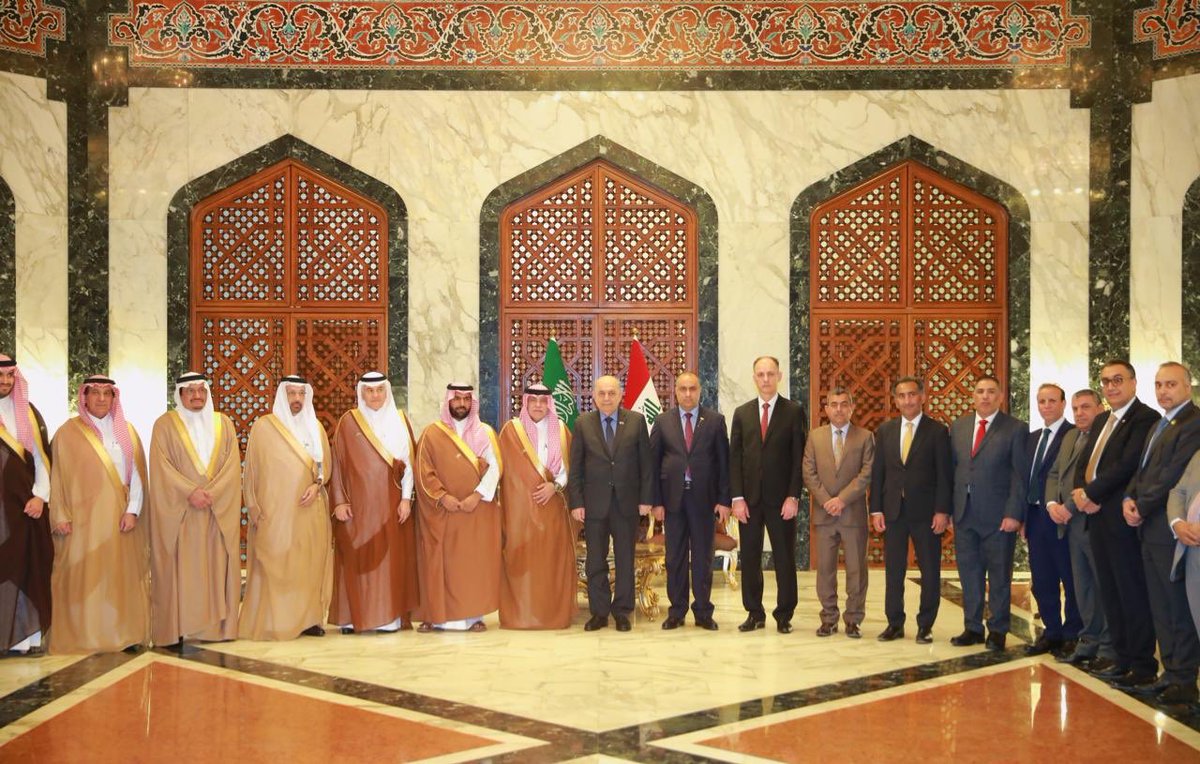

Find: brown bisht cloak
147;410;242;645
0;404;52;650
239;414;333;641
497;419;577;629
49;417;150;654
329;409;420;630
415;422;503;623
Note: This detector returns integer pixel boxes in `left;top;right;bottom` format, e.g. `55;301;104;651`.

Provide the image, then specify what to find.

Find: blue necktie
604;416;615;447
1142;416;1170;468
1027;428;1050;504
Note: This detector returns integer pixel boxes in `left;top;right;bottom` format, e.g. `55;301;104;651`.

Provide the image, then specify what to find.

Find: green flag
542;337;579;431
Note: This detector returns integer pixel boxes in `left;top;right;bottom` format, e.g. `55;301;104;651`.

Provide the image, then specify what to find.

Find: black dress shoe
1054;639;1078;659
845;623;862;639
340;627;356;635
1110;670;1158;691
1025;636;1063;656
1159;683;1200;704
738;616;766;632
584;615;608;631
614;615;632;632
950;629;985;647
1089;659;1126;679
695;618;719;631
877;624;905;641
1127;677;1171;697
1056;650;1095;666
661;616;685;630
816;623;838;637
777;621;793;634
985;632;1006;651
915;628;933;644
300;625;326;637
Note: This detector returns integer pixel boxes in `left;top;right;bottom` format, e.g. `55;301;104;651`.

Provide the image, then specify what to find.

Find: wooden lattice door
190;159;388;560
809;160;1009;568
500;160;697;419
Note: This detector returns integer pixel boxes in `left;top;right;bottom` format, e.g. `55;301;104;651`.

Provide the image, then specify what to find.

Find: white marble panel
0;72;67;217
109;88;189;220
109;218;168;440
1028;219;1091;418
186;89;293;180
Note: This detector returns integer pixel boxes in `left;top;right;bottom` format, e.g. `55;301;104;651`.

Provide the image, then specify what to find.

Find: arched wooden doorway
498;159;698;419
809;159;1010;567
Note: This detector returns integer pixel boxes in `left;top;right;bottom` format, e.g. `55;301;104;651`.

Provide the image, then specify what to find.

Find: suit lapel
762;397;784;444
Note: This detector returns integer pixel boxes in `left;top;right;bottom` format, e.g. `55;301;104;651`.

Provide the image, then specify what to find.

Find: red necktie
972;418;988;457
761;402;770;440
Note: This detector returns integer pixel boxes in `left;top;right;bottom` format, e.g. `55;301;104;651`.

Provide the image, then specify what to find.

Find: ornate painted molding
1135;0;1200;59
109;1;1090;69
0;0;65;57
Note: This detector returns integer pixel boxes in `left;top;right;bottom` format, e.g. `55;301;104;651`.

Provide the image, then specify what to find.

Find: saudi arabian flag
622;339;661;432
542;337;579;431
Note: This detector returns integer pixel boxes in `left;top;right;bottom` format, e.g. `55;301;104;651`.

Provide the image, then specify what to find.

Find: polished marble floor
2;570;1198;762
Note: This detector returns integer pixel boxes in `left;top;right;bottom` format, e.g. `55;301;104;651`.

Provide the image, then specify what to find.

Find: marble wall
1131;72;1200;396
104;87;1090;436
0;71;68;429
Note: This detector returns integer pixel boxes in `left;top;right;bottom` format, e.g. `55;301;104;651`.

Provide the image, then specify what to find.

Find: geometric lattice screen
190;159;388;560
810;159;1009;566
500;159;697;419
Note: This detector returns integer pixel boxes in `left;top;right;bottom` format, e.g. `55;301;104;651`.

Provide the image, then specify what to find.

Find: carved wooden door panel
810;160;1008;568
190;159;388;561
500;160;697;419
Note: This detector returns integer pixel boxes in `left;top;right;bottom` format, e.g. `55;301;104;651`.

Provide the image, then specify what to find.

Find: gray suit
1168;451;1200;648
1045;426;1116;660
950;410;1029;635
801;423;874;628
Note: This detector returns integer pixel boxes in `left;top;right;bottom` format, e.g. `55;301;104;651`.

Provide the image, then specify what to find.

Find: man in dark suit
1024;383;1081;656
1046;390;1118;668
948;375;1029;651
730;356;806;634
870;376;953;644
1071;359;1160;688
651;371;731;631
1122;361;1200;703
567;375;654;632
802;387;875;638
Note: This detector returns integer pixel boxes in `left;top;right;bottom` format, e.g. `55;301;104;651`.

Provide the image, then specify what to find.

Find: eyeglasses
1099;376;1127;387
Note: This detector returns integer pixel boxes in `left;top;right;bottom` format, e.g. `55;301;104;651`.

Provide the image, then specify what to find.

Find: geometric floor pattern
2;571;1199;762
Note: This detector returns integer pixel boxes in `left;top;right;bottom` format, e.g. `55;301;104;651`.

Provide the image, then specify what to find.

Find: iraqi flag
622;339;661;432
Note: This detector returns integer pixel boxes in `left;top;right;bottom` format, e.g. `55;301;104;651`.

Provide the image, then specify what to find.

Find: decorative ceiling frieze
0;0;65;57
1135;0;1200;59
107;1;1091;70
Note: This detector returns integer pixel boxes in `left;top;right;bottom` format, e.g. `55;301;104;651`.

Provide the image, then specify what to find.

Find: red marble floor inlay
0;661;497;763
700;664;1197;762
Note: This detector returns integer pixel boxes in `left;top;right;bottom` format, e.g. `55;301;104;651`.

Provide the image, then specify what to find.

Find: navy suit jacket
650;406;731;514
1126;401;1200;545
1027;422;1074;509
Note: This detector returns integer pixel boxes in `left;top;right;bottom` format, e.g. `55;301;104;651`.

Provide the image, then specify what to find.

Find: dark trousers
1142;540;1200;684
1089;519;1157;674
740;502;797;624
584;505;638;619
1026;503;1082;640
883;504;942;631
664;487;716;621
954;513;1017;635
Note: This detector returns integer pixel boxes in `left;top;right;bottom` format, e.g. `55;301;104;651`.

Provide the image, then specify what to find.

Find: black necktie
604;416;615;447
1027;428;1050;504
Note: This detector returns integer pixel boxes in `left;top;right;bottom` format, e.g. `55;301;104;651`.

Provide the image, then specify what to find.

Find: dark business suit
567;407;654;619
651;406;731;622
1073;398;1159;675
1025;422;1082;642
869;415;952;631
949;410;1029;636
729;395;806;626
1126;401;1200;685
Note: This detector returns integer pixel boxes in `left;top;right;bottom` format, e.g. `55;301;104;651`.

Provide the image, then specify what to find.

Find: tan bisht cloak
147;410;242;645
239;414;333;640
497;419;577;629
49;417;150;653
415;422;503;623
329;409;420;630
